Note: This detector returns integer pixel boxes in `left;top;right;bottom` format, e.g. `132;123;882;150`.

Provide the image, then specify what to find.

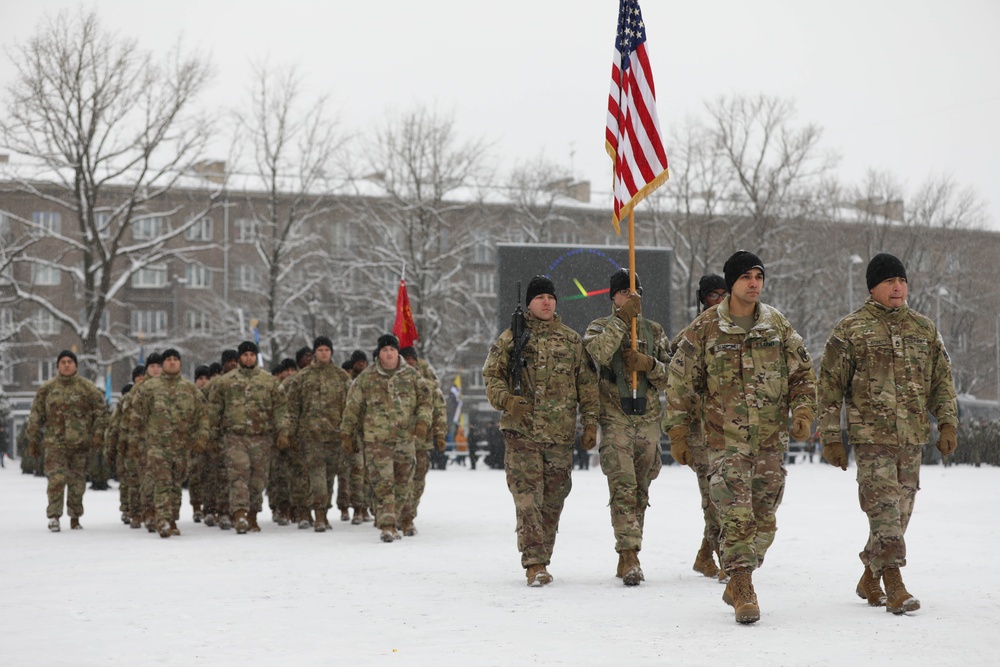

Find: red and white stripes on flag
606;0;669;235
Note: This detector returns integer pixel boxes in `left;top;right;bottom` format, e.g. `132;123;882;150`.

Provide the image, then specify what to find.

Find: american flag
606;0;669;235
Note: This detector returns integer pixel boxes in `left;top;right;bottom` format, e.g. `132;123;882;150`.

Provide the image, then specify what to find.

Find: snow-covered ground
1;457;997;666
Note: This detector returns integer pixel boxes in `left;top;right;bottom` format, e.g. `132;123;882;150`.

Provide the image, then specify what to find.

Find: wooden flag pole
628;208;638;404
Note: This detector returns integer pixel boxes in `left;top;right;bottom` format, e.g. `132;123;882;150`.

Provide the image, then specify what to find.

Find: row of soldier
483;250;956;625
26;334;446;543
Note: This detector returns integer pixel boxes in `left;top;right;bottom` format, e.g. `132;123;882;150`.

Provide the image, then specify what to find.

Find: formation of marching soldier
26;249;957;623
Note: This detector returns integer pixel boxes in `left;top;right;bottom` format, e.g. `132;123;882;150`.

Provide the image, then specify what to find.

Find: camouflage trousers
121;450;143;518
598;419;662;552
350;449;369;510
854;444;921;576
223;433;273;515
399;449;431;526
304;440;349;511
284;443;309;512
148;445;187;524
689;443;721;553
503;432;573;568
708;448;786;572
331;457;351;512
267;448;292;511
44;445;91;519
201;445;228;516
187;450;207;510
363;440;415;530
88;449;112;489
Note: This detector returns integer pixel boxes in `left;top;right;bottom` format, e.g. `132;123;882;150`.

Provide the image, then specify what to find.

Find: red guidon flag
606;0;669;235
393;279;418;349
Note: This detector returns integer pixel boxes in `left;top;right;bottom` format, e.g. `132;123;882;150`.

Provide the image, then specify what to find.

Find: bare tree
228;62;346;363
503;154;579;243
342;106;491;366
0;8;214;376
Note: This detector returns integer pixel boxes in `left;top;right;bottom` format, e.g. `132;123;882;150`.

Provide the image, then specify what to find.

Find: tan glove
822;441;848;470
193;435;208;454
668;425;691;465
414;421;429;441
790;407;814;442
937;423;957;456
505;395;531;419
341;431;356;455
581;424;597;450
434;434;447;452
276;433;290;451
622;348;654;373
615;293;642;325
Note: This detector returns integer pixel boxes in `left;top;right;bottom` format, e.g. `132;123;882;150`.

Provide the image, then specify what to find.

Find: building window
130;310;168;337
133;216;164;240
0;212;11;243
185;264;212;288
185;216;213;241
95;212;112;238
0;361;12;386
32;211;62;235
472;236;494;263
185;310;211;335
36;360;56;384
32;309;60;336
131;264;167;288
235;264;261;291
235;218;257;243
473;271;495;296
0;307;13;334
31;264;61;286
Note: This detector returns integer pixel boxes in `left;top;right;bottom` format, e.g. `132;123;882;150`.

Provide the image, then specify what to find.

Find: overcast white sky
2;1;999;228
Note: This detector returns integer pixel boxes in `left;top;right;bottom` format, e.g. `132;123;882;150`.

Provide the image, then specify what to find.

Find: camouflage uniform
104;396;128;517
664;297;816;573
129;373;209;530
268;373;298;521
399;376;447;530
26;374;108;521
196;379;227;524
669;329;722;559
340;360;432;532
281;359;352;520
817;297;957;576
584;308;670;554
483;313;599;569
208;366;285;519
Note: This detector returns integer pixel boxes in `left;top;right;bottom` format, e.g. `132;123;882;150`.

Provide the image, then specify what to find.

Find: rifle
508;281;530;396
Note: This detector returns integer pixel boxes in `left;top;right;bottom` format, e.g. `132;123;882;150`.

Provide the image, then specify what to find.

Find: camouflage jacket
482;313;599;444
129;372;209;450
584;309;672;426
340;361;432;445
208;366;285;439
26;374;108;450
415;376;447;451
817;297;957;447
663;297;817;454
281;360;352;443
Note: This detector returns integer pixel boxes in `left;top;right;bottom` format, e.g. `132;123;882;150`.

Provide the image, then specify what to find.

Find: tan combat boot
314;509;328;533
856;565;886;607
70;517;83;530
192;504;203;523
157;519;172;538
722;568;761;624
693;538;720;578
340;508;350;522
248;511;261;533
526;564;553;587
297;509;312;530
882;567;920;614
401;522;417;537
234;510;249;535
616;553;625;579
620;550;644;586
129;515;142;529
145;511;156;533
169;519;181;536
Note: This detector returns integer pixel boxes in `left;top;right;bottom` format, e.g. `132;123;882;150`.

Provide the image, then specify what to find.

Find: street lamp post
847;254;863;312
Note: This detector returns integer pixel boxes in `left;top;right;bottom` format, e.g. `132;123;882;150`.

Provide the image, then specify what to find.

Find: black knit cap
609;268;641;298
376;334;399;352
121;383;133;396
723;250;765;291
57;349;78;365
866;253;907;291
399;346;418;360
208;362;223;376
237;341;258;356
221;349;239;364
161;348;181;362
349;350;368;364
280;358;297;373
194;365;211;380
312;336;334;352
146;351;163;367
697;274;727;305
295;346;313;366
525;275;557;306
131;365;146;381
